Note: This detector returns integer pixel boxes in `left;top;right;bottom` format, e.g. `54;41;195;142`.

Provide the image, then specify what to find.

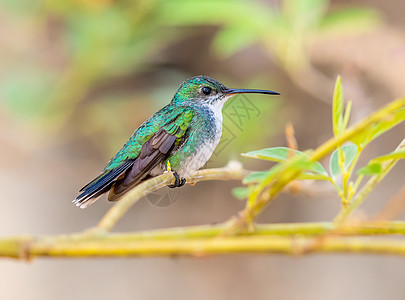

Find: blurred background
1;0;405;299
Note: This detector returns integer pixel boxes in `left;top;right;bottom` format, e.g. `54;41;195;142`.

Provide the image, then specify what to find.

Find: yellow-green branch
4;221;405;259
97;162;248;232
19;237;405;258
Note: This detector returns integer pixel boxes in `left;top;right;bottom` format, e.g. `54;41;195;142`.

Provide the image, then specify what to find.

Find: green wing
74;106;195;208
105;106;194;170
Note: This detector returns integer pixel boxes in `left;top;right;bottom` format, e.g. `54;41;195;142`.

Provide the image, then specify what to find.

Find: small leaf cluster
235;76;405;209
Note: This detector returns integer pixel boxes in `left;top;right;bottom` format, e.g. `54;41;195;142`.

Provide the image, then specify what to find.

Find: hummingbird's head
171;75;279;106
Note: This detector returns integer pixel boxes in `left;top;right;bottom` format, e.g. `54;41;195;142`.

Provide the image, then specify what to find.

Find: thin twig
97;162;248;232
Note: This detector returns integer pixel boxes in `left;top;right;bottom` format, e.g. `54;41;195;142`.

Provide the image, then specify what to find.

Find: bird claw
168;171;186;188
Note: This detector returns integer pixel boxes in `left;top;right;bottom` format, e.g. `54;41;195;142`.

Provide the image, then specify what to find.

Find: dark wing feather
73;160;135;208
73;107;195;208
107;128;177;202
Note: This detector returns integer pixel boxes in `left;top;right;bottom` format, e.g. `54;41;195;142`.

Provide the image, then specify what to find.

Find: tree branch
3;221;405;259
96;161;249;232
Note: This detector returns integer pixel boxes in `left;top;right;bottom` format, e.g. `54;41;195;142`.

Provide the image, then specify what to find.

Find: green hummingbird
74;75;279;208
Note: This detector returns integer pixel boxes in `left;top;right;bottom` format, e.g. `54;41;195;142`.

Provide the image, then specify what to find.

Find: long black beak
223;88;280;96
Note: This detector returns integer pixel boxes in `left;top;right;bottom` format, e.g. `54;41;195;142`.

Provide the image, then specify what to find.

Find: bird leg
168;171;186;188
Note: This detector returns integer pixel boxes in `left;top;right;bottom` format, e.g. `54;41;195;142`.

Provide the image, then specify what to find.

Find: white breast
177;100;225;177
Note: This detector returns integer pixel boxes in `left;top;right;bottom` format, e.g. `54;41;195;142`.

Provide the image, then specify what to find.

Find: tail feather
73;160;135;209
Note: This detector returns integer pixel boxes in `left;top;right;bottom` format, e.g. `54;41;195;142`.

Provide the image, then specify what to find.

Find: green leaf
243;168;331;184
332;75;344;136
298;172;331;181
355;148;405;177
357;163;382;176
351;108;405;147
329;143;358;177
242;147;328;175
342;100;352;131
373;148;405;162
329;151;340;178
243;147;292;161
243;170;274;184
231;187;249;200
307;160;329;176
342;144;359;167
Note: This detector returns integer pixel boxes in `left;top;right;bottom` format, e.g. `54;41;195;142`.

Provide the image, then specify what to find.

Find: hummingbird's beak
223;88;280;96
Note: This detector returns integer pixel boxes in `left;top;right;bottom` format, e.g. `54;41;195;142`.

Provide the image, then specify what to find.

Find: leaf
243;147;292;161
298;172;331;181
342;144;359;167
350;107;405;147
242;147;328;175
329;143;358;177
243;170;274;184
355;148;405;176
342;100;352;131
357;163;382;176
306;160;329;176
332;75;344;136
329;151;340;178
231;187;249;200
373;148;405;162
243;168;331;184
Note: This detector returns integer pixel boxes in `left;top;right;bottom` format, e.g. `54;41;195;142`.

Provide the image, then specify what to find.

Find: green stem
345;148;362;200
335;138;405;223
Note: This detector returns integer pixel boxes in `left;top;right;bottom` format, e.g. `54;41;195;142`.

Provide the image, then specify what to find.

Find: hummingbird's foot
168;171;186;188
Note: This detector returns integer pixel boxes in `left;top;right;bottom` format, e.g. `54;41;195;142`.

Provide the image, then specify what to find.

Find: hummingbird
74;75;279;208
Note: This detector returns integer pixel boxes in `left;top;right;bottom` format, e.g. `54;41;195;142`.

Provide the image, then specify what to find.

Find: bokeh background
1;0;405;299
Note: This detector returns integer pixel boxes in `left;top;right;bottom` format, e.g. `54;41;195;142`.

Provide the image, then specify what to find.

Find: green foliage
0;0;380;142
243;168;279;184
357;163;382;176
350;108;405;147
374;149;405;161
243;147;327;175
332;75;344;136
329;143;358;178
166;0;380;70
234;76;405;220
231;187;249;200
356;149;405;176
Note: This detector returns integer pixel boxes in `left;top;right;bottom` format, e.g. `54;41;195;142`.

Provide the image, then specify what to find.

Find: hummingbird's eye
201;86;212;95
